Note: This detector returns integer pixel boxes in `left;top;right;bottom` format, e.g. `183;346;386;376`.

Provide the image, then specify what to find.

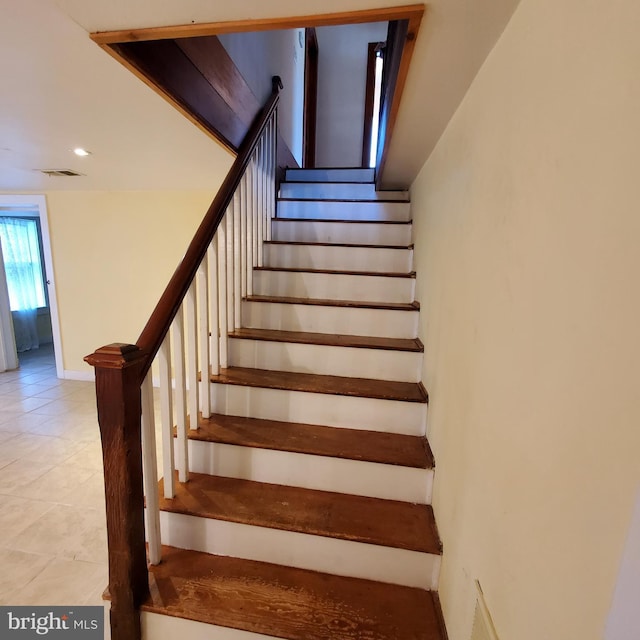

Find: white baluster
208;241;220;375
240;174;248;300
257;138;265;267
172;309;189;482
253;142;263;267
265;119;271;246
233;189;242;329
197;257;211;419
141;372;161;565
217;222;229;369
268;115;276;241
185;280;199;431
226;205;235;332
158;334;175;499
246;160;255;297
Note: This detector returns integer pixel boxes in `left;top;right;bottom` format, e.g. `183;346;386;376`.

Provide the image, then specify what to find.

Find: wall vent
471;581;500;640
38;169;84;177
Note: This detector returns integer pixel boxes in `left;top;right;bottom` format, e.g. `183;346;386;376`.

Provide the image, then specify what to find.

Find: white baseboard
63;369;95;382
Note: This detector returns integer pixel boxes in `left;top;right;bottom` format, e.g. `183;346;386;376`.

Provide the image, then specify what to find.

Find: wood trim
100;43;236;155
303;28;318;168
376;10;424;184
106;39;298;160
91;5;426;44
176;36;260;128
117;39;247;150
362;42;378;168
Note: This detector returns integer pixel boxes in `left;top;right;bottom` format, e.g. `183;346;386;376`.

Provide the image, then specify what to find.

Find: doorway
0;195;63;377
362;41;385;168
303;27;318;168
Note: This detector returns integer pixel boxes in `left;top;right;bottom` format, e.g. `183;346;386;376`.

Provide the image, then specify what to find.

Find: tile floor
0;344;108;607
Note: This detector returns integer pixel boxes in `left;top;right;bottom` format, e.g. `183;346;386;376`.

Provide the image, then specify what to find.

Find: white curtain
0;238;19;370
0;217;46;352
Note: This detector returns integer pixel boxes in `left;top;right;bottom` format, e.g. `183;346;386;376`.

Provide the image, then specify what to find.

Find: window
369;49;384;169
362;42;386;169
0;217;47;311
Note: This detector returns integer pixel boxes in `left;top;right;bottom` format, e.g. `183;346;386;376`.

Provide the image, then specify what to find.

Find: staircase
136;167;446;639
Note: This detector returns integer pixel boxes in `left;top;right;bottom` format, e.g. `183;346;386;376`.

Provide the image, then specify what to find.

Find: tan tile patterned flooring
0;345;108;607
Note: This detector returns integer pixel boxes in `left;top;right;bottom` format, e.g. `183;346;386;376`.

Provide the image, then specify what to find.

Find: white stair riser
229;338;423;382
277;200;410;222
264;243;414;273
210;383;427;435
280;182;409;201
102;604;110;640
142;612;271;640
185;440;433;503
252;270;415;304
285;168;374;182
272;220;412;246
159;511;441;590
242;300;419;338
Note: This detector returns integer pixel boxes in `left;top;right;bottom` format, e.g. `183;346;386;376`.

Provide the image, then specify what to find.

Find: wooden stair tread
246;294;420;310
281;180;395;186
159;472;441;554
186;412;433;468
144;546;446;640
229;327;424;352
278;197;409;203
266;240;414;249
210;367;428;403
275;217;411;224
255;266;416;278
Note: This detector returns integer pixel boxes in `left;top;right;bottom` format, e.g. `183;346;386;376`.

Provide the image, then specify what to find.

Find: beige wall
410;0;640;638
315;22;388;167
45;190;218;373
218;29;305;165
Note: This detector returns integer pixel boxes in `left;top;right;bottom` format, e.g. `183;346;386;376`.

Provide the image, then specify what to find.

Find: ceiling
0;0;521;192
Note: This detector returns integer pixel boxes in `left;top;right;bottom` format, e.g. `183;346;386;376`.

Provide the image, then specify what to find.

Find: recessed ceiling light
73;148;91;157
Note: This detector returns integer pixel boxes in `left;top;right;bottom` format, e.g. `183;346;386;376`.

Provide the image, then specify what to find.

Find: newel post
85;343;149;640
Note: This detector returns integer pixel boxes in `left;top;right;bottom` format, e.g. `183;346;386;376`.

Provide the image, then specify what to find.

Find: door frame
303;27;318;168
91;5;424;180
362;41;383;168
0;194;64;378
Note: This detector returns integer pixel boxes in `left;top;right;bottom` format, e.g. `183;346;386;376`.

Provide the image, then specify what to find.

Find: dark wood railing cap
85;343;144;369
133;77;282;379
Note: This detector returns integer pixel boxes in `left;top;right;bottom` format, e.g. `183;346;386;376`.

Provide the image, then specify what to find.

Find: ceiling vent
38;169;84;177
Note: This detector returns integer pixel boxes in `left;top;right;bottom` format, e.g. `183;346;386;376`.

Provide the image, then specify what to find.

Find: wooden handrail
136;75;282;379
85;77;282;640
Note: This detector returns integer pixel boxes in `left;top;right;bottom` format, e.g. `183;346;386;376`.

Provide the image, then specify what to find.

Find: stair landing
143;546;446;640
